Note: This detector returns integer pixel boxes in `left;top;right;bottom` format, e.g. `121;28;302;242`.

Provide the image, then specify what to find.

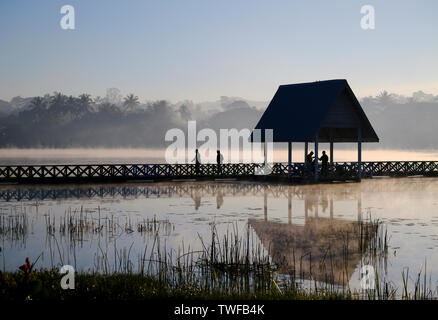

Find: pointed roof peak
252;79;379;143
279;79;347;87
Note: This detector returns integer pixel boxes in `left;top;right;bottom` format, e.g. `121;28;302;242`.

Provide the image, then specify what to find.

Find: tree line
0;92;262;148
0;90;438;149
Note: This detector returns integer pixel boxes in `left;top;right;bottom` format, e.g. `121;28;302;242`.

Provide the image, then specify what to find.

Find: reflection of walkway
0;182;365;221
0;182;367;228
0;177;437;203
249;216;374;285
0;180;368;204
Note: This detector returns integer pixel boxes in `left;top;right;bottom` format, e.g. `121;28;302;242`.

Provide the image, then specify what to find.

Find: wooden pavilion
252;79;379;181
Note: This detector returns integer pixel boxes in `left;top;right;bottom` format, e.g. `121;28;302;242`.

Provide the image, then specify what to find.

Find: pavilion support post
330;141;334;174
314;135;319;181
358;127;362;181
304;142;308;162
288;142;292;177
288;188;292;224
264;188;268;221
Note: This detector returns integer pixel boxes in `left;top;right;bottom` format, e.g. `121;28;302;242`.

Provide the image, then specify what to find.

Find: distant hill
0;99;14;116
0;96;33;117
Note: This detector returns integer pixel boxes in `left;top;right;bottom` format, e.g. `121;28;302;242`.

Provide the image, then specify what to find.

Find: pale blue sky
0;0;437;102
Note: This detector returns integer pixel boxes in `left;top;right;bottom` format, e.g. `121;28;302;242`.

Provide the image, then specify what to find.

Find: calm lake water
1;149;438;295
1;177;438;293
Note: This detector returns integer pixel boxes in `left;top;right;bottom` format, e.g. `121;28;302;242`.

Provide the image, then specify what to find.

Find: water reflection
248;216;375;285
252;185;373;286
0;181;366;210
0;178;437;291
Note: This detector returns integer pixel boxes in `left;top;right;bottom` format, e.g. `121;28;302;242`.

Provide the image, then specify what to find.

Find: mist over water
0;148;165;165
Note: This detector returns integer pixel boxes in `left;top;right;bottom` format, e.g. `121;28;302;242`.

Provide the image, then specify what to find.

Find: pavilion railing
0;161;437;182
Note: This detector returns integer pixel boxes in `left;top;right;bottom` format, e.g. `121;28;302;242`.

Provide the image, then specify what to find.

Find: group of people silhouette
306;150;329;176
192;149;330;176
192;149;224;175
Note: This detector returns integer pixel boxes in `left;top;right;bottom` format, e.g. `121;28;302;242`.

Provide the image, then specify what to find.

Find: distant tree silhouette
123;93;139;111
48;92;70;123
30;96;45;110
178;104;192;121
77;93;93;116
376;91;394;109
79;93;92;106
99;102;121;114
51;92;67;106
24;96;47;123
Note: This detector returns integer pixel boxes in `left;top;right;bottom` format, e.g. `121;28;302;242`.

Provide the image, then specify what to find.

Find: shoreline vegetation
1;217;436;301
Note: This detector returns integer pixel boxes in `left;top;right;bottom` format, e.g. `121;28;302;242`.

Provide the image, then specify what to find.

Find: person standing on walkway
305;151;314;176
306;151;314;166
216;150;224;175
192;149;201;175
319;151;329;177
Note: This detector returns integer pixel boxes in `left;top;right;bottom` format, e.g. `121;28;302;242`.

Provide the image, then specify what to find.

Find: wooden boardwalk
0;161;438;184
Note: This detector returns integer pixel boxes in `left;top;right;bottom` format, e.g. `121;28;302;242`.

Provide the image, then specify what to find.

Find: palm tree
30;96;45;109
51;92;67;106
376;91;393;107
79;93;92;105
78;93;93;114
48;92;69;123
99;102;121;114
123;93;139;111
24;96;47;123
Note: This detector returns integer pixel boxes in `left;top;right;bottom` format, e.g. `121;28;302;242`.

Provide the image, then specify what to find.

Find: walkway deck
1;161;438;184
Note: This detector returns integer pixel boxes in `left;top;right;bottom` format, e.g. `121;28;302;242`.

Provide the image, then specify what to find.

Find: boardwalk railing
0;161;437;183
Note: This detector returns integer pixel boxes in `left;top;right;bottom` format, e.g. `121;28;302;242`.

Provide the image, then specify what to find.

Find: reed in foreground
0;218;436;300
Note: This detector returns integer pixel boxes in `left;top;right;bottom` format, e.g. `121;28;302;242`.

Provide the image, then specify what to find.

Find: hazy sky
1;0;437;102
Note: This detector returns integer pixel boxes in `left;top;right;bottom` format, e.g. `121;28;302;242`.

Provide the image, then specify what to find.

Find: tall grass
1;207;437;300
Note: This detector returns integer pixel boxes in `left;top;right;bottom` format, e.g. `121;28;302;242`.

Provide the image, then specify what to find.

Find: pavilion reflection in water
250;185;375;286
182;182;374;286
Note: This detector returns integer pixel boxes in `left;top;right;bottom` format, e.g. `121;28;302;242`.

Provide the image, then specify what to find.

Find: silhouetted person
305;151;314;176
216;150;224;175
306;151;314;166
319;151;329;176
192;149;201;175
